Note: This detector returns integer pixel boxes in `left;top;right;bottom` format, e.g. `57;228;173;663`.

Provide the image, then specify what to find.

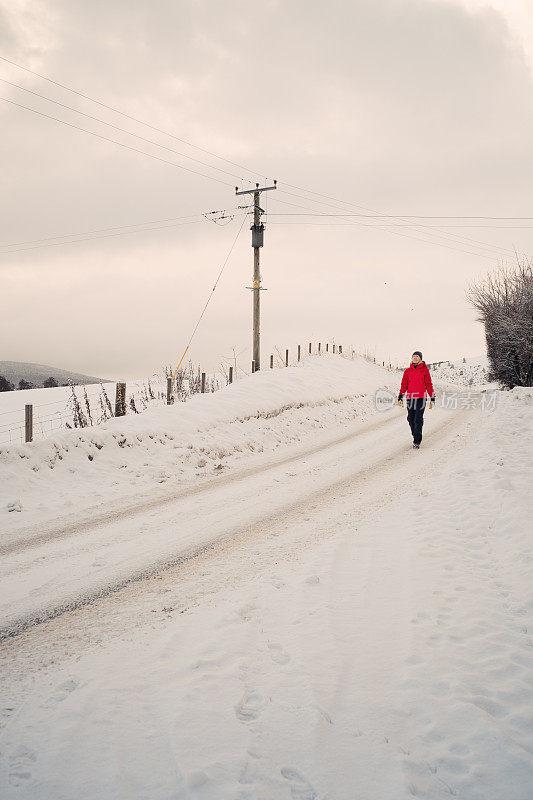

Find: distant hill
0;361;105;389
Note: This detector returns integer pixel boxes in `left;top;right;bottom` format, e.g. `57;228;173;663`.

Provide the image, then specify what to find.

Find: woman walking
398;351;435;449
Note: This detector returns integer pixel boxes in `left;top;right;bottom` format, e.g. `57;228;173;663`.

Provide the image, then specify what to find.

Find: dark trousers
406;398;426;445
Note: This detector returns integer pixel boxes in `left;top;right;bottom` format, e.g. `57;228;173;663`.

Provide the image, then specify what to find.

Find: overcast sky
1;0;532;379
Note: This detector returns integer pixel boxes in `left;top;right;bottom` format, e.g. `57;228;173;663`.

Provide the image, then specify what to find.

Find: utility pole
236;180;277;371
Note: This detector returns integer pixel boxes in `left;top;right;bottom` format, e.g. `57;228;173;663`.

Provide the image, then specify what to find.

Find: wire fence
0;344;414;448
0;381;167;447
0;363;225;447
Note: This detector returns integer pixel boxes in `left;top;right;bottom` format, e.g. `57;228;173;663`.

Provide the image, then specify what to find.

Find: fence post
270;354;274;369
309;342;312;354
298;344;301;362
326;343;329;352
115;383;126;417
166;377;173;405
339;345;342;354
285;349;289;367
25;404;33;443
229;366;233;384
333;344;336;354
201;372;206;393
318;342;321;353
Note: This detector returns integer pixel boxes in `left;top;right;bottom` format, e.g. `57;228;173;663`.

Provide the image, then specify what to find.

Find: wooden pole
201;372;206;393
318;342;321;353
326;343;329;352
253;190;261;370
25;404;33;443
166;377;172;405
270;354;274;369
333;344;336;354
297;344;301;362
285;349;289;367
229;366;233;384
115;383;126;417
339;345;342;354
309;342;312;354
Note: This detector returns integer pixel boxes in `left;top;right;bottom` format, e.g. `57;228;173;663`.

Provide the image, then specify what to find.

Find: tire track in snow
0;407;475;644
2;408;404;558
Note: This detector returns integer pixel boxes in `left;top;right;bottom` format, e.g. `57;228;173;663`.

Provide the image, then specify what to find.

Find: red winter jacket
399;361;434;400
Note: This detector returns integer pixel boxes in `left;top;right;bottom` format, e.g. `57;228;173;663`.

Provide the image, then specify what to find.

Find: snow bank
0;354;397;531
430;355;495;391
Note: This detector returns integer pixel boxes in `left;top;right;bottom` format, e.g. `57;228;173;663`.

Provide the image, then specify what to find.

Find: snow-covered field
0;378;169;447
1;354;531;799
429;356;493;392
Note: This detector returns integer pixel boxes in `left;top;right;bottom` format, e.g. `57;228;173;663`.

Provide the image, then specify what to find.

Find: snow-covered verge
0;373;531;798
0;355;398;537
429;355;495;392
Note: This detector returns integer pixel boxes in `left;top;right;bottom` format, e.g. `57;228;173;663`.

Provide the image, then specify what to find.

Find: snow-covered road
1;401;471;639
1;356;532;800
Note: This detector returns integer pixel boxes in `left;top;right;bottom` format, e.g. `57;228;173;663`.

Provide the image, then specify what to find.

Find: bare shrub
467;257;533;389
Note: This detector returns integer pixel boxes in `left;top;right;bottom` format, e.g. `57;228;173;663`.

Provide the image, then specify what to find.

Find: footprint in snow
235;692;266;722
312;704;333;724
238;603;260;622
187;770;209;788
45;678;79;707
280;767;317;799
0;706;15;730
268;643;291;664
8;745;37;787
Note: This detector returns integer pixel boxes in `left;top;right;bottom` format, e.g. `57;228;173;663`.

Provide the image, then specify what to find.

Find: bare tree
467;257;533;388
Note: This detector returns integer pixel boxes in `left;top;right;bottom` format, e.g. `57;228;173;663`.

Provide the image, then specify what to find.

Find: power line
172;214;248;378
0;77;252;184
267;220;494;259
0;206;244;250
266;195;504;260
1;57;529;260
0;213;204;249
275;185;520;257
0;96;233;186
0;219;204;254
267;221;533;228
274;188;514;255
271;189;516;258
266;213;533;222
0;55;268;182
266;218;533;229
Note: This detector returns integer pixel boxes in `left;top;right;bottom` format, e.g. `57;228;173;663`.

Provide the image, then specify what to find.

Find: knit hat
412;351;423;359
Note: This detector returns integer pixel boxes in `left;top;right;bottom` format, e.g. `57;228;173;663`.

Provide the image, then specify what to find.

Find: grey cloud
0;0;532;375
